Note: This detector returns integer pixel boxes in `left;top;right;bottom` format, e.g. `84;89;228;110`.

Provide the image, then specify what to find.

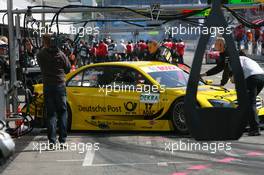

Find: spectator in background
139;40;148;60
116;39;127;61
255;28;261;42
37;34;71;148
242;32;248;50
78;40;89;66
90;43;98;63
133;41;140;59
68;43;77;70
97;40;108;63
126;41;134;61
254;28;261;54
246;30;254;55
0;36;8;44
0;36;8;80
108;40;117;62
20;38;37;68
163;38;173;49
105;37;111;45
176;39;185;64
234;25;245;49
247;29;253;42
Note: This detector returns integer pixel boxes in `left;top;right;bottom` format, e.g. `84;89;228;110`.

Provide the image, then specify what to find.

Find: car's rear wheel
170;99;189;134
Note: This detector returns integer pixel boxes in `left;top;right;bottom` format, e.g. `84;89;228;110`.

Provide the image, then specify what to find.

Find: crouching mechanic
37;34;71;148
230;55;264;136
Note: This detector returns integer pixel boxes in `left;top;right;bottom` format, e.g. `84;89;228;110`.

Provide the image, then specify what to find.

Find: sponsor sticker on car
142;65;180;73
140;93;160;103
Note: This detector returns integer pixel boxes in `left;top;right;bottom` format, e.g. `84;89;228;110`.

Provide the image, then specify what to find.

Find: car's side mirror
205;79;213;85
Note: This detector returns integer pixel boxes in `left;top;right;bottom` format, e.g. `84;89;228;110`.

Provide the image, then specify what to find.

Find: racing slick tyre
170;98;189;134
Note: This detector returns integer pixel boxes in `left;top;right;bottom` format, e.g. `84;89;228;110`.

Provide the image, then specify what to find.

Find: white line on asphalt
57;159;83;162
82;149;95;166
56;160;198;167
83;161;195;167
146;140;152;145
157;162;168;166
223;150;241;158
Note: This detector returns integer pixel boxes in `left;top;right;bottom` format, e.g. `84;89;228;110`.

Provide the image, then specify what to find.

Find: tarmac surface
1;131;264;175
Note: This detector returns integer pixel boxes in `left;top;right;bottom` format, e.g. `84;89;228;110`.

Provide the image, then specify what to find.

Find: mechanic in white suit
230;54;264;136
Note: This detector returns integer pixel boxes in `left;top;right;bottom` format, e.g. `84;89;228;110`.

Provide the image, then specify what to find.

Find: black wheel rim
172;101;188;132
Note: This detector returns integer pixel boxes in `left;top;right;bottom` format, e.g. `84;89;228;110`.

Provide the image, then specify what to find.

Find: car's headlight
233;97;263;109
208;99;234;108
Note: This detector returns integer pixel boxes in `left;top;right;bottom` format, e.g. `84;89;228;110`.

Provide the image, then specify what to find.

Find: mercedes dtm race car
24;61;264;134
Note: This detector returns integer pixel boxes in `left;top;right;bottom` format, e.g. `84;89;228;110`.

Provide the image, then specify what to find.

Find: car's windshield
146;66;204;88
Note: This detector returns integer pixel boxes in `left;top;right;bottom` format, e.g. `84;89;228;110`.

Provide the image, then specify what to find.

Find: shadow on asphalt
66;130;192;139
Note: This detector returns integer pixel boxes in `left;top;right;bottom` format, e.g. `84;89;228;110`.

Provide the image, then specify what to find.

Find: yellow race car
25;61;264;134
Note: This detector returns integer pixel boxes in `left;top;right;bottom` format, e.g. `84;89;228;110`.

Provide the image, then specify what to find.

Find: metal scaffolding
0;3;263;14
7;0;18;112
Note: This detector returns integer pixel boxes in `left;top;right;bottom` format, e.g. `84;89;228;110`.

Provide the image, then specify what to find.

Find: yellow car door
103;66;140;116
66;66;105;130
103;65;162;122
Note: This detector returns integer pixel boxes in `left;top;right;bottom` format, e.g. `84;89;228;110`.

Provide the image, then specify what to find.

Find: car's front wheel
170;99;189;134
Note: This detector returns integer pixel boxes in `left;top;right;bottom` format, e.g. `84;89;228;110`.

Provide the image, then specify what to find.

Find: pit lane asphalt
1;131;264;175
1;51;264;175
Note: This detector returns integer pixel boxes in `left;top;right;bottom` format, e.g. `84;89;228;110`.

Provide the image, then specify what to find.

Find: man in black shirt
201;37;230;86
37;34;71;148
